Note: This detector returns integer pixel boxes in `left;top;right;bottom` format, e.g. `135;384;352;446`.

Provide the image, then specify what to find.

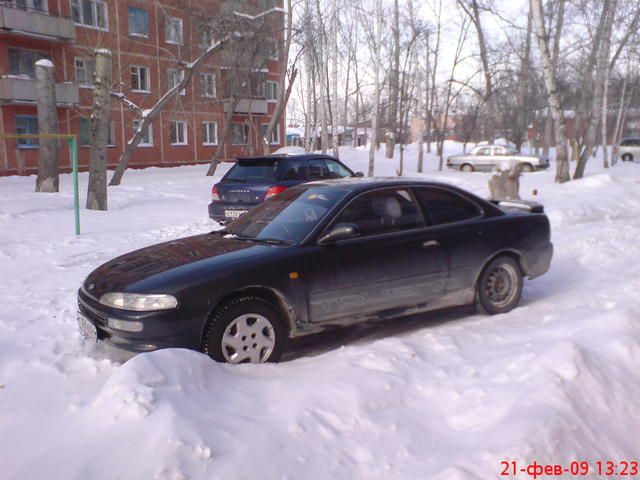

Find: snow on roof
272;146;306;155
35;59;54;68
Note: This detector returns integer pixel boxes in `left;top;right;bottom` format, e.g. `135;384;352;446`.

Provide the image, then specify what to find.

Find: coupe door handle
422;240;440;248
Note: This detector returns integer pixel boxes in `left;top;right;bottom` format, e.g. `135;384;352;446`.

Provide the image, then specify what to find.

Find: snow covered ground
1;145;639;479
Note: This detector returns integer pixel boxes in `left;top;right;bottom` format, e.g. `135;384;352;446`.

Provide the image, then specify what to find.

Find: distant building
0;0;285;176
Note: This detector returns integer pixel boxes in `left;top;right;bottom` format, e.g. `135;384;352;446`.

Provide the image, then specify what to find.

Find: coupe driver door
304;187;449;324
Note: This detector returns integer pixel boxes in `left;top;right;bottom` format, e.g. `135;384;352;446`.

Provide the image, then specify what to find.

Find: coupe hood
83;233;263;298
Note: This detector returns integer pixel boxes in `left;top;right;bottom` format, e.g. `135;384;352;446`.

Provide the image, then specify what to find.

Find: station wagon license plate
77;312;98;342
225;209;247;219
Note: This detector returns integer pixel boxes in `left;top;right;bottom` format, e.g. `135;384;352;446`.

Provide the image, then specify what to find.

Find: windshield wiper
224;178;246;183
224;233;292;245
251;237;294;245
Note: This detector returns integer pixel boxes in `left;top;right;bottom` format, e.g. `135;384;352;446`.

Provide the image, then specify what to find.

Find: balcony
0;3;75;41
224;97;268;115
0;77;79;104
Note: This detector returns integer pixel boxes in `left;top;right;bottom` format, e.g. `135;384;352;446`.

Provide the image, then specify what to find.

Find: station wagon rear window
225;158;302;182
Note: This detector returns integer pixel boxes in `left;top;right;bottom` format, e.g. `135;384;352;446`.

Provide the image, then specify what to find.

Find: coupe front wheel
477;256;523;314
461;164;474;172
203;296;286;364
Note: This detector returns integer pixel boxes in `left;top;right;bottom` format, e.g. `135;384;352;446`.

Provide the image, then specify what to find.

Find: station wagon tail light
211;186;220;201
264;185;288;200
99;292;178;311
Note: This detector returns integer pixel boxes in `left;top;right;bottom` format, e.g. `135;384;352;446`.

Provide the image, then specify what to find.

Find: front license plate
225;209;247;219
77;312;98;341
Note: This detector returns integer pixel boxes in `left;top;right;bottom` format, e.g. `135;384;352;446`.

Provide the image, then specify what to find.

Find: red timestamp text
500;460;640;478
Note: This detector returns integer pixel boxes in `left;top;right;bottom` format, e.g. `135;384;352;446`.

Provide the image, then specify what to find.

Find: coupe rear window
620;139;640;147
225;159;302;182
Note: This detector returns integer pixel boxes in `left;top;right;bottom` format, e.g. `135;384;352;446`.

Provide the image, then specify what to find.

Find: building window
167;69;185;95
262;38;278;60
131;65;150;92
128;7;148;36
8;48;49;78
231;123;249;145
265;81;277;101
15;115;38;148
202;122;217;145
261;123;280;145
259;0;276;10
165;16;183;44
132;119;153;146
201;73;216;97
79;117;91;146
80;117;115;145
9;0;47;12
107;119;116;146
198;24;215;52
71;0;108;29
169;120;188;145
75;57;95;84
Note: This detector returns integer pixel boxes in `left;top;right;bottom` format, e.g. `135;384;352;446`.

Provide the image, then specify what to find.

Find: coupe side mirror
352;171;364;177
318;223;361;245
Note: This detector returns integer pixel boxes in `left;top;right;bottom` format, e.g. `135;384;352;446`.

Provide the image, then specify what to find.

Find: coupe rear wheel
622;153;633;162
520;163;534;172
477;256;523;314
204;296;285;364
461;163;474;172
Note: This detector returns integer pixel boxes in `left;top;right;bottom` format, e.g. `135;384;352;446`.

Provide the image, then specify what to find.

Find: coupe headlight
99;292;178;311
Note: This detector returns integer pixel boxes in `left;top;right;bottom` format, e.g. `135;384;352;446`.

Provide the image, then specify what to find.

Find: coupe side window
324;160;352;178
476;147;492;156
332;188;424;237
413;187;481;226
307;159;330;180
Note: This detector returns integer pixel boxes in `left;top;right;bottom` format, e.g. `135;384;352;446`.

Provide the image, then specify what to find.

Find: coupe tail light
264;185;288;200
211;185;220;201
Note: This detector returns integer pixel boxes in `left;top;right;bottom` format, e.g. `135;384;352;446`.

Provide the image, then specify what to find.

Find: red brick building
0;0;284;176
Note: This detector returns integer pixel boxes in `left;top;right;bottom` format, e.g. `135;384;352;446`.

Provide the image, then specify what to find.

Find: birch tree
531;0;570;182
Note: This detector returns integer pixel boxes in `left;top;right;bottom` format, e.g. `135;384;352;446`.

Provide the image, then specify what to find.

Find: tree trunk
330;0;339;159
574;0;616;179
384;0;400;159
262;0;296;155
35;60;59;193
531;0;570;183
207;95;240;176
611;75;628;165
87;50;112;210
460;0;496;142
368;0;382;176
514;8;532;151
602;72;610;168
489;165;521;201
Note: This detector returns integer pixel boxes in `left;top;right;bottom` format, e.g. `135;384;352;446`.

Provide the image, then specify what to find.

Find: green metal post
67;137;80;235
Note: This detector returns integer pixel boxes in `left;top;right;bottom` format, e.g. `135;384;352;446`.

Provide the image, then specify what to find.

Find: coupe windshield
223;186;348;243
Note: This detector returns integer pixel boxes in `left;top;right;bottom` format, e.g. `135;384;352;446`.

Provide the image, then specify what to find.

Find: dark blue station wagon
208;154;361;223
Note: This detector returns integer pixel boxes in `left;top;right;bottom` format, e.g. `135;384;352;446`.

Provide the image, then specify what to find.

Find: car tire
203;296;286;364
520;163;534;173
622;153;632;162
476;256;523;315
461;164;474;172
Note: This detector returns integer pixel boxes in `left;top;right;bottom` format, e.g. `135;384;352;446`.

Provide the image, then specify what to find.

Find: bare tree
531;0;570;182
262;0;299;155
458;0;496;142
108;8;282;185
86;50;111;210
